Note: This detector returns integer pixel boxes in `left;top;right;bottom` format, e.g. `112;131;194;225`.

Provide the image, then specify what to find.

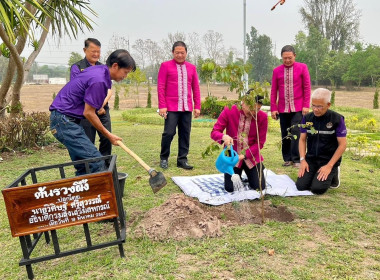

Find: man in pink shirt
271;45;311;167
157;41;201;170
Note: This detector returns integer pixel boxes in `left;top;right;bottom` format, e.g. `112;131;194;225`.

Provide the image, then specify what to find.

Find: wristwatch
300;157;305;161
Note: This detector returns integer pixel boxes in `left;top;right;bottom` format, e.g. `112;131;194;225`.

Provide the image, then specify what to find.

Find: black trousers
279;111;303;163
296;159;338;195
80;105;112;167
160;111;192;162
224;162;266;193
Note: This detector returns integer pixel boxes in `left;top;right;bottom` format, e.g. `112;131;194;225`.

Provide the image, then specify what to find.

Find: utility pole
243;0;249;94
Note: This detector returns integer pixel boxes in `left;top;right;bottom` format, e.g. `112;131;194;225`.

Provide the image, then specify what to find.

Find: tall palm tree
0;0;97;118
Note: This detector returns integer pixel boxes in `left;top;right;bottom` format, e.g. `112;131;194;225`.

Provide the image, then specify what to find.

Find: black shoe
177;161;193;170
330;166;341;189
160;159;168;169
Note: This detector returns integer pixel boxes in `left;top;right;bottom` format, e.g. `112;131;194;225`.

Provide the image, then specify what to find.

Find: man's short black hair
172;41;187;52
281;45;296;55
85;38;101;48
106;49;136;71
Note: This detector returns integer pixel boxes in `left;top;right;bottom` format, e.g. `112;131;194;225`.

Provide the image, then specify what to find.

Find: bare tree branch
300;0;361;50
202;30;224;64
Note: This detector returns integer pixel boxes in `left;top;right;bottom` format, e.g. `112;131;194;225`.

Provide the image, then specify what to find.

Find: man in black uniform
296;88;347;194
70;38;113;167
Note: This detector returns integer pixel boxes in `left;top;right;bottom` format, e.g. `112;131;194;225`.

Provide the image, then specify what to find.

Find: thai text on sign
2;172;118;237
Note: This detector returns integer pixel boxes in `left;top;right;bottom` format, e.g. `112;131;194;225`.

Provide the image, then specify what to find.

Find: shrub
114;87;120;110
347;134;380;167
0;112;52;151
374;86;379;109
267;116;281;133
147;80;152;108
346;115;378;132
201;96;238;119
331;90;335;106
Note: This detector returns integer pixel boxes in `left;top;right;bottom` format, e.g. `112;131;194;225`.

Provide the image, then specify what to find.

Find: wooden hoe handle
116;140;151;172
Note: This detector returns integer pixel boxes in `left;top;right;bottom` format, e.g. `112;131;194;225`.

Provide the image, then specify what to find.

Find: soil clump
132;193;295;241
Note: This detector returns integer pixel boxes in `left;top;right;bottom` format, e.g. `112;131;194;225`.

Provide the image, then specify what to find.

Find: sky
24;0;380;66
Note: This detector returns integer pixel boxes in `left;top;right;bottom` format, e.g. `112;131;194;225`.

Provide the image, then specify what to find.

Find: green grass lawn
0;109;379;280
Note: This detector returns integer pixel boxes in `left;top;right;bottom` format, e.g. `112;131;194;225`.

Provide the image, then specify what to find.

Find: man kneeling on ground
296;88;347;194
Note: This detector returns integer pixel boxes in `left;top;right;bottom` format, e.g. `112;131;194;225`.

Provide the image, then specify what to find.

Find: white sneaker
330;166;341;189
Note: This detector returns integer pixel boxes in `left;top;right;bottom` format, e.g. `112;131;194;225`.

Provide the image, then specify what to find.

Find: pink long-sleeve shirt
211;105;268;169
157;59;201;112
270;62;311;113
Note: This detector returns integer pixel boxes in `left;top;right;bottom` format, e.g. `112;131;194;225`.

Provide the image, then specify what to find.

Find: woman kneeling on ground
210;90;268;192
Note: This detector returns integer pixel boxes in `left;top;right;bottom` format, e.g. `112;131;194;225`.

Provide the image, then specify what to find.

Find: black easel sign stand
2;155;126;279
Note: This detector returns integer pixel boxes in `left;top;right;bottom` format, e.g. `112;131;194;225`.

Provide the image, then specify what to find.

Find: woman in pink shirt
211;94;268;192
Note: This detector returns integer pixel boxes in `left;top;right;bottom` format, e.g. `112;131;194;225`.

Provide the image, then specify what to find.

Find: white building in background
33;74;49;84
49;78;66;84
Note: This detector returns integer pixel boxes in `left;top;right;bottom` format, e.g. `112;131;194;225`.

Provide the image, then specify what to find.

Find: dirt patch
133;193;295;241
202;198;294;225
133;194;223;241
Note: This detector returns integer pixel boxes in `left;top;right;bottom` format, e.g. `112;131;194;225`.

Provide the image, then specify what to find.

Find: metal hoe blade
148;169;167;193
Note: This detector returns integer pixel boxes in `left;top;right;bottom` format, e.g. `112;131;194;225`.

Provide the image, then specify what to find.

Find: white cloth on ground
171;169;313;206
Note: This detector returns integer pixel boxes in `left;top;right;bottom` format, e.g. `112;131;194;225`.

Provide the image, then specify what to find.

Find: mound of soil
134;194;223;241
133;193;295;241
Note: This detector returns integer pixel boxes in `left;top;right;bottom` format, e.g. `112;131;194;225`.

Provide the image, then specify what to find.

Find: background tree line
82;0;375;89
0;0;377;117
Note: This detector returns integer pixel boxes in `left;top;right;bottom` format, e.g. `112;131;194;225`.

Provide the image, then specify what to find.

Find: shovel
116;140;167;193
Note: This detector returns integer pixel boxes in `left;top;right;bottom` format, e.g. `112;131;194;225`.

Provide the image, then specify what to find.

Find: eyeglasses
311;104;325;109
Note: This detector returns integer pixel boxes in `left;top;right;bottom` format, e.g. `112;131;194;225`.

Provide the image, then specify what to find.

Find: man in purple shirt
50;49;136;175
296;88;347;194
70;38;113;168
271;45;311;168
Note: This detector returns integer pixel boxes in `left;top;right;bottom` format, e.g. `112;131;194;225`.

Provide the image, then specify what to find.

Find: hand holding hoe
117;141;167;193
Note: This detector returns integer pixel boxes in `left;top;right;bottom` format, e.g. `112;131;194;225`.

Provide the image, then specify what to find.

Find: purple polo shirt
70;58;102;80
50;65;111;119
